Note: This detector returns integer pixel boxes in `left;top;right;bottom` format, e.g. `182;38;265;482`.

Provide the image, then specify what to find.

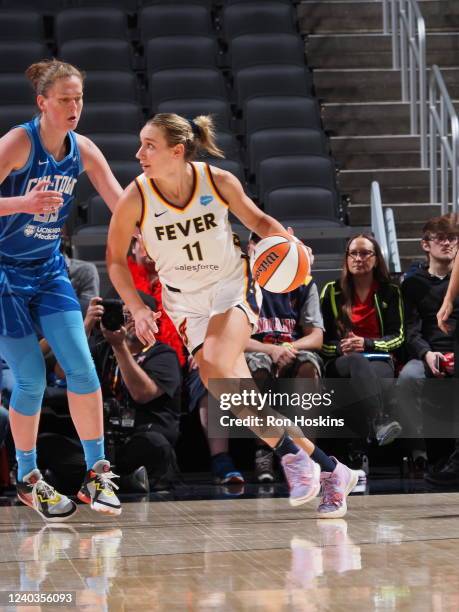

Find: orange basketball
251;234;310;293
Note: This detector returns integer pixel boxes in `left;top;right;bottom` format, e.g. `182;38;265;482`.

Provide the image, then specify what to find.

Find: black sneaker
374;419;402;446
77;460;121;516
425;462;459;487
16;469;77;522
255;447;275;483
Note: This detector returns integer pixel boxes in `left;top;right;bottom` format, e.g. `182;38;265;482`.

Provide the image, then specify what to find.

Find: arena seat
205;158;245;184
248;128;328;176
197;131;241;162
150;68;227;110
55;8;128;45
139;5;212;39
0;10;44;41
0;74;34;105
72;0;137;9
245;96;321;135
74;160;140;206
87;133;140;162
0;42;49;73
83;71;139;103
229;33;305;72
0;105;36;137
2;0;64;9
234;65;313;110
141;0;213;6
157;98;232;131
60;40;132;71
222;2;296;39
76;102;143;134
258;155;338;203
145;36;219;72
86;195;112;226
264;186;340;222
110;161;140;188
225;0;293;4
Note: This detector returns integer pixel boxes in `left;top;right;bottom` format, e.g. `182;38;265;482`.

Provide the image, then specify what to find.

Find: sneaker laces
256;451;273;473
320;473;343;508
283;456;313;487
95;469;120;492
34;479;60;502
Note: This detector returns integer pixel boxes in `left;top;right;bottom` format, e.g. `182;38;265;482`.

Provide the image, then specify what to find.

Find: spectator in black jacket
320;234;404;447
403;213;459;484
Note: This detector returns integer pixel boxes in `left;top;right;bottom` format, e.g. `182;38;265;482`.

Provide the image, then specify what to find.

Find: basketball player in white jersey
107;113;357;517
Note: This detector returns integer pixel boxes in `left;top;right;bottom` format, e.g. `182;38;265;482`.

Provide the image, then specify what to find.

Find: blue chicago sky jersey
0;116;83;261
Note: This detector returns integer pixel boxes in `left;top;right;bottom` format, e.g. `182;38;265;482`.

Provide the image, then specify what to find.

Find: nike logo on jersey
154;213;217;241
38;160;48;165
154;211;167;218
200;195;213;206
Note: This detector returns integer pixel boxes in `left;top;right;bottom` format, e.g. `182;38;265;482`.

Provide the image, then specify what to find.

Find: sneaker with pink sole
281;449;321;507
317;459;359;519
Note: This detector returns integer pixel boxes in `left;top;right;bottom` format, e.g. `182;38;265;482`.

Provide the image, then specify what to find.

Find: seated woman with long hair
320;234;405;446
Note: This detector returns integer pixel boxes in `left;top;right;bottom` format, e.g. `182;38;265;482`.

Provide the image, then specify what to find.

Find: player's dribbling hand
20;180;64;215
287;226;314;267
133;307;162;345
437;298;453;334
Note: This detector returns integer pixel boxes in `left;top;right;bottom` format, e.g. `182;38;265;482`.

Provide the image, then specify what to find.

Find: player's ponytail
148;113;224;161
191;115;224;159
25;59;84;97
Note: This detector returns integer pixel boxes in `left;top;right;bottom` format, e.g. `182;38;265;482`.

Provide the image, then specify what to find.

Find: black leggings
326;352;394;435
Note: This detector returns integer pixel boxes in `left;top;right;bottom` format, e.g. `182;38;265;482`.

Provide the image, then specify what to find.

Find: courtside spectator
399;214;459;482
320;234;404;453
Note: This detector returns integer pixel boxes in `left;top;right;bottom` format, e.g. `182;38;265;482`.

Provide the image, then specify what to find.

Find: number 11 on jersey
182;241;203;261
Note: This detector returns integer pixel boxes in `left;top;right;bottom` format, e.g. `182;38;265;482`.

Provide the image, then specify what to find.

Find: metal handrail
371;181;401;273
429;65;459;213
382;0;428;168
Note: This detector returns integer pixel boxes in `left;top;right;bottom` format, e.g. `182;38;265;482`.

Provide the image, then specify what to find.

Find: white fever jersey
135;162;243;292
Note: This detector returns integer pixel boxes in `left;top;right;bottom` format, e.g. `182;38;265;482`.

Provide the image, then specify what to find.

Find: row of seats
0;4;297;41
1;0;295;10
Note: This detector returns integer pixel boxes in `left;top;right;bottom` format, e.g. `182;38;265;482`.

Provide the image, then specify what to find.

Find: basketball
251;234;310;293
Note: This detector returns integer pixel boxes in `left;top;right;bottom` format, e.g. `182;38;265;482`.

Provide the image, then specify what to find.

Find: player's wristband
281;342;295;350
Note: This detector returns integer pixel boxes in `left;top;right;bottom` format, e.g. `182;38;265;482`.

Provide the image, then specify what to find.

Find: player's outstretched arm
0;129;63;217
78;134;123;213
106;182;160;345
210;166;291;240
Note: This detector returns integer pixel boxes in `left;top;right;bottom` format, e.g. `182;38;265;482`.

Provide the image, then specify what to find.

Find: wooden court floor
0;492;459;611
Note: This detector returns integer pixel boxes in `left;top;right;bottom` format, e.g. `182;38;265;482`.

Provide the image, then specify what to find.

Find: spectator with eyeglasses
320;234;404;461
398;214;459;484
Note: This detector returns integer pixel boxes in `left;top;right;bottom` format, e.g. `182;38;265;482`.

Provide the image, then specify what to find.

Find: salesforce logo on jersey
200;195;213;206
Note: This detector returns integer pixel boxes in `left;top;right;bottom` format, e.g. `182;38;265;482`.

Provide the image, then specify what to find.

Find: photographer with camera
87;292;182;492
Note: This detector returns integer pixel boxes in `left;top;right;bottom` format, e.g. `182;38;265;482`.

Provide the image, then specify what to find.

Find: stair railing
429;65;459;213
382;0;428;168
371;181;401;273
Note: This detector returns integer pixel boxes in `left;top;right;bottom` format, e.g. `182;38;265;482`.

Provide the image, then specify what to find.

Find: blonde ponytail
148;113;224;161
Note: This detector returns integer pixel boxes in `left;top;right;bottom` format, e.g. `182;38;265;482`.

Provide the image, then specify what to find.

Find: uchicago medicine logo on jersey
22;174;77;238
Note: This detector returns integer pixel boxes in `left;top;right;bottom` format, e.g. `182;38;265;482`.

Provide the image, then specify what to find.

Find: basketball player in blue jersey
107;113;358;518
0;59;122;520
